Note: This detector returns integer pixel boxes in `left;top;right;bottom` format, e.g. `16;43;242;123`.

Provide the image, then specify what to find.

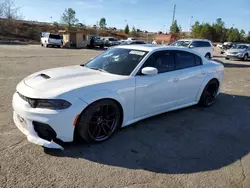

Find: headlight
18;92;71;110
35;99;71;110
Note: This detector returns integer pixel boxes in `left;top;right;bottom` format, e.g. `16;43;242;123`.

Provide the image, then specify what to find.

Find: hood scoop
39;73;50;79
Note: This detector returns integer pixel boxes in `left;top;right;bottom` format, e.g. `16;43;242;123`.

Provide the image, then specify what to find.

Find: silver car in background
225;44;250;61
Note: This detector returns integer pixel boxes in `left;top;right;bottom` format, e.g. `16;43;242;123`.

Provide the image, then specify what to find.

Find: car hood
22;65;125;93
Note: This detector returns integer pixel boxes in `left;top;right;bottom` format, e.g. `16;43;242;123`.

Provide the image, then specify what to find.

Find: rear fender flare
195;75;219;102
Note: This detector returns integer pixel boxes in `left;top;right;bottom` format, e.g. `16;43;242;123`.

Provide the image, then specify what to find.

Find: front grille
33;121;57;141
18;92;37;108
230;52;238;55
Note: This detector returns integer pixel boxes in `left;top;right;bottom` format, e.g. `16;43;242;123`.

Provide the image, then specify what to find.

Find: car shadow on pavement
45;93;250;174
213;59;250;68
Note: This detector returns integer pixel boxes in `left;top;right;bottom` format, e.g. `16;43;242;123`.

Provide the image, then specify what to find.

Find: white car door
174;51;206;104
134;50;181;118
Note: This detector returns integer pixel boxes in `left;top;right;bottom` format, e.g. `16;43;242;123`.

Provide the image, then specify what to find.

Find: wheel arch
73;97;124;141
195;77;220;102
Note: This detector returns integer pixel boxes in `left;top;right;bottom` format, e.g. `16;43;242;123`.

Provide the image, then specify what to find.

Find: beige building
59;30;90;48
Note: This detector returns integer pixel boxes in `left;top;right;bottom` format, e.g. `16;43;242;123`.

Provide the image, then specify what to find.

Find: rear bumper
47;42;62;46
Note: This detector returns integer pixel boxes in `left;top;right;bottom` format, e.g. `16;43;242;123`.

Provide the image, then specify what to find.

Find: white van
172;39;213;59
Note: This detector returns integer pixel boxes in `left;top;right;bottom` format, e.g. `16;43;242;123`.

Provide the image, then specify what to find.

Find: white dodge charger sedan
12;44;224;149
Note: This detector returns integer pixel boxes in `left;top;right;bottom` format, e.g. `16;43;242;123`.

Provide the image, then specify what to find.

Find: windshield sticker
129;51;146;56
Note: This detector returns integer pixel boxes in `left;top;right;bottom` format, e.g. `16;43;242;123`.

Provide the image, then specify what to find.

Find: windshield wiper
88;67;108;73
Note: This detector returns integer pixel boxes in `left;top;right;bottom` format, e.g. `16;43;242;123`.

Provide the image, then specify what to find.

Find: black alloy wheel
205;53;211;59
75;99;121;143
199;80;219;107
243;54;248;61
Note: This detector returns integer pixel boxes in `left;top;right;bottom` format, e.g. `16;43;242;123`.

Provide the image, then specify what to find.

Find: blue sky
16;0;250;32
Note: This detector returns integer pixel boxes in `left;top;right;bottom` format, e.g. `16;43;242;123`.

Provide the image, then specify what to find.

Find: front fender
78;89;131;125
79;89;126;107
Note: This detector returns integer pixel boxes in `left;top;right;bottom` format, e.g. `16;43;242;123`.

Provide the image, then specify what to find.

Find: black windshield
84;48;148;75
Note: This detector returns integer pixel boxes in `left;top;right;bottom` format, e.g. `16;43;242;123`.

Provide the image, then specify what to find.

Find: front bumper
225;54;244;60
13;111;63;149
12;92;88;149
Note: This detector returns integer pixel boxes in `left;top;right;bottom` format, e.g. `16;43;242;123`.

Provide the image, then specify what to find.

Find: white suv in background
41;33;63;48
172;39;213;59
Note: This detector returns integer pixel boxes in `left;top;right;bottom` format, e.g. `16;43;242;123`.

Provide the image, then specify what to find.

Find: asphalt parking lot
0;45;250;188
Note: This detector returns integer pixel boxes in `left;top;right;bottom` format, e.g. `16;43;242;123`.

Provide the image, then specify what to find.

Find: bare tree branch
1;0;21;19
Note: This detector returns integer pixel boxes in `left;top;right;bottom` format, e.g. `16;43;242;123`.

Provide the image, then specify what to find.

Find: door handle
201;71;206;75
173;77;179;82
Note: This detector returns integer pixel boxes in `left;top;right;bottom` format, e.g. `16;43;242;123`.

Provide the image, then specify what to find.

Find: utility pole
172;4;176;25
189;16;193;32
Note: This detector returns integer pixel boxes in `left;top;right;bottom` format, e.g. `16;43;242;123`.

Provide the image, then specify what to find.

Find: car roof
179;39;211;42
116;44;203;54
237;43;250;46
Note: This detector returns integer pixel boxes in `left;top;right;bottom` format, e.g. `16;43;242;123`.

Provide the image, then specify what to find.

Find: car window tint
49;34;61;39
203;41;211;47
143;51;175;73
135;41;145;44
195;55;202;65
191;41;198;47
175;51;196;69
194;41;211;47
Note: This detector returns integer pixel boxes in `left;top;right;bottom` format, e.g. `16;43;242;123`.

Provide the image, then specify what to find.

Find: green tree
170;20;181;34
246;31;250;42
61;8;78;29
125;24;130;34
200;23;214;40
240;29;245;41
191;21;202;38
212;18;225;42
227;28;241;42
131;26;137;36
99;17;107;28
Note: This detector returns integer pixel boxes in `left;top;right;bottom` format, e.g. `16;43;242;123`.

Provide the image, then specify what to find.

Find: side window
191;41;198;47
196;41;204;47
195;55;202;65
204;41;212;47
142;51;175;73
175;51;196;69
135;41;145;44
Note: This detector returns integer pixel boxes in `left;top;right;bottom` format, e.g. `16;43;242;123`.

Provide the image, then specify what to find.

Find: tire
100;45;104;49
199;79;219;107
75;99;122;143
205;53;211;59
243;54;248;61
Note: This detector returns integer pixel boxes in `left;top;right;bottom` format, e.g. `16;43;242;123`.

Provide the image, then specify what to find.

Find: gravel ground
0;45;250;188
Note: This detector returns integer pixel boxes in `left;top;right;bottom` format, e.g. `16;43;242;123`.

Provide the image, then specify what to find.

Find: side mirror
141;67;158;75
189;45;194;48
